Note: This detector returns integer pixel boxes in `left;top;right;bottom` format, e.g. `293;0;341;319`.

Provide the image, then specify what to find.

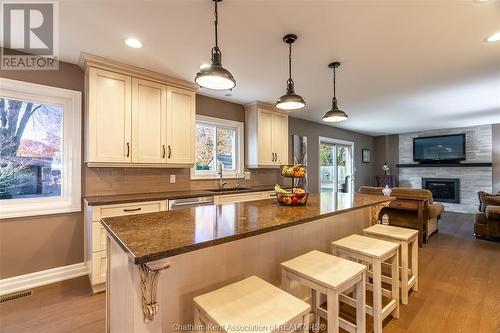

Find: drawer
91;250;107;285
261;191;277;199
389;200;418;210
215;192;263;205
92;200;167;221
92;222;107;252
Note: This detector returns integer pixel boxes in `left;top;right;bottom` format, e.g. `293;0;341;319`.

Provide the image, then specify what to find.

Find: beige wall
493;123;500;193
373;134;399;183
288;117;375;193
0;58;85;279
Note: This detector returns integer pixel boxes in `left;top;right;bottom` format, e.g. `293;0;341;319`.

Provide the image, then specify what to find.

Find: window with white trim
0;78;81;218
191;115;244;179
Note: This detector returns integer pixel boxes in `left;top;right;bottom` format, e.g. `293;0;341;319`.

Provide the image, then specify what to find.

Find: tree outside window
0;98;62;199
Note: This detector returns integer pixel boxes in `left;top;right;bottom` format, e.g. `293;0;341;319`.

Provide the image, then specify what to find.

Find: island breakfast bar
101;192;392;333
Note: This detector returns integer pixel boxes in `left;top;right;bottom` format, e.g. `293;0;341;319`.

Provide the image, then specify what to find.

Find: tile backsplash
84;167;281;196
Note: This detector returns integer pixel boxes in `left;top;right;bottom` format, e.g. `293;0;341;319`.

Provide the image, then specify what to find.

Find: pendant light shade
195;0;236;90
322;62;348;122
275;34;305;110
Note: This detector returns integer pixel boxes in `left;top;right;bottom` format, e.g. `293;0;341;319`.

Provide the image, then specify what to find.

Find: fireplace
422;178;460;203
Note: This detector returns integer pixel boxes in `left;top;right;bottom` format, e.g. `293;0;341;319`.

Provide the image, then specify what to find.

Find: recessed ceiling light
486;32;500;42
124;38;142;48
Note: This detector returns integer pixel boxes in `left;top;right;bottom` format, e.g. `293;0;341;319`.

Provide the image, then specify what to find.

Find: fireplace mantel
397;162;492;168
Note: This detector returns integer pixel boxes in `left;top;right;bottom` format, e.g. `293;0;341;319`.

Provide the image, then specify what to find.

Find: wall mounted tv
413;134;466;163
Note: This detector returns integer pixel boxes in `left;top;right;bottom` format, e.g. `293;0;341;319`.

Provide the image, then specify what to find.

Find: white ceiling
56;0;500;135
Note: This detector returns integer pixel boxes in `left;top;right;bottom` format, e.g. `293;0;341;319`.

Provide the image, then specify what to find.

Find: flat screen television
413;134;466;163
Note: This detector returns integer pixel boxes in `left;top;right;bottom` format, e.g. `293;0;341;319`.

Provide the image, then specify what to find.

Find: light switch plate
244;171;251;180
170;174;176;183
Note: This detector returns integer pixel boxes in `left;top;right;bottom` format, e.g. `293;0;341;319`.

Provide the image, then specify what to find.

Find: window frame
0;78;82;219
191;115;244;180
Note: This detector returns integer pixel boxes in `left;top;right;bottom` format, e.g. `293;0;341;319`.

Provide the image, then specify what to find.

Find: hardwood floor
1;212;499;333
0;276;105;333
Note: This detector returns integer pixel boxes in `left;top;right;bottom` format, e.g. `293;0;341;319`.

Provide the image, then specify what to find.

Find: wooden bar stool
281;250;367;333
363;224;419;305
331;234;400;333
193;276;310;333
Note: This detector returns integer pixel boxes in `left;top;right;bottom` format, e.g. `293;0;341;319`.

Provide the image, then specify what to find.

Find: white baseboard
0;262;87;296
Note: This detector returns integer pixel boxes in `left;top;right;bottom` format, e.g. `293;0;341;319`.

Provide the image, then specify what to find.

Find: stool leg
303;312;310;333
391;252;400;319
372;259;383;333
327;290;339;333
411;239;419;292
193;307;203;333
355;273;366;333
311;290;321;333
401;242;409;305
281;269;291;294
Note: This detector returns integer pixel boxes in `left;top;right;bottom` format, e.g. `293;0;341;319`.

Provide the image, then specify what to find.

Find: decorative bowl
276;192;309;206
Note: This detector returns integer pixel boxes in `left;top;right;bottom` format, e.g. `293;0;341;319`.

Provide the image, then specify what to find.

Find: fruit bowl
281;165;306;178
276;192;309;206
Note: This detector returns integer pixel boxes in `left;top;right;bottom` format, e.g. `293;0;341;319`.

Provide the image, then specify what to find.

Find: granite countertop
101;192;393;264
85;185;283;206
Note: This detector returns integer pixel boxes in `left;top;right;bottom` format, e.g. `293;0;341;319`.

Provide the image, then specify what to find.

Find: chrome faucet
218;161;227;190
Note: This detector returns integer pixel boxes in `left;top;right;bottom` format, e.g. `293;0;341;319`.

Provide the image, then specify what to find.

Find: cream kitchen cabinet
245;102;289;168
87;67;132;163
82;54;197;167
84;200;168;293
131;78;167;163
166;87;195;165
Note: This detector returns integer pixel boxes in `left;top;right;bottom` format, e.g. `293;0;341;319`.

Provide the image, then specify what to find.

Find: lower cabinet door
91;251;107;285
92;222;107;252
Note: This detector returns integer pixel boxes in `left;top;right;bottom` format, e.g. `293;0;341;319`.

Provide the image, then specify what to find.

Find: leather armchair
359;186;445;245
475;191;500;239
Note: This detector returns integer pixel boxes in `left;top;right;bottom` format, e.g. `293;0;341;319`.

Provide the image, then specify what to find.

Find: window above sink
191;115;244;180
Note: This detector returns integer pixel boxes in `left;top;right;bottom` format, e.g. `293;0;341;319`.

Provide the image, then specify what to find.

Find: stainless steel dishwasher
168;196;214;210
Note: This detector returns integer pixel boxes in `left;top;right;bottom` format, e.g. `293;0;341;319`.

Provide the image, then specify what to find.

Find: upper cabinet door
131;79;167;163
166;87;195;164
272;112;289;165
88;68;132;163
257;108;274;166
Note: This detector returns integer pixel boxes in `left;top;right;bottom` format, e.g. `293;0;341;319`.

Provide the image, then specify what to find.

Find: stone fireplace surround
398;125;493;213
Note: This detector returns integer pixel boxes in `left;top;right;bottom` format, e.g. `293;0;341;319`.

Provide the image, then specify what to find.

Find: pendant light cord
333;66;336;98
214;1;219;49
288;43;292;81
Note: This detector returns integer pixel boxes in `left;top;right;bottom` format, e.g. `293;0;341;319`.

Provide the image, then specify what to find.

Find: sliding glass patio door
319;139;354;193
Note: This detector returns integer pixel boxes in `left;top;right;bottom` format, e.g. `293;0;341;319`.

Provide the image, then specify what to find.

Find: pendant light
322;62;348;122
275;34;306;110
195;0;236;90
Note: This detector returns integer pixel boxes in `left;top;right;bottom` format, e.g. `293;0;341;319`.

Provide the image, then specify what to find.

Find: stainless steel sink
207;187;251;192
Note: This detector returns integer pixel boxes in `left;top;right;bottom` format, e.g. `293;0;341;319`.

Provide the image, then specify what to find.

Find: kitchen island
102;192;391;333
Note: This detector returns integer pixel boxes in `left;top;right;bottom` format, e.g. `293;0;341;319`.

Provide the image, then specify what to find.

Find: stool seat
331;234;399;259
193;276;310;333
364;224;418;241
281;250;366;290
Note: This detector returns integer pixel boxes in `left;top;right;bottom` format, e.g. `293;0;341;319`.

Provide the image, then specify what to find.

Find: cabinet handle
123;208;141;212
162;145;166;158
126;142;130;157
168;145;172;159
272;153;275;162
